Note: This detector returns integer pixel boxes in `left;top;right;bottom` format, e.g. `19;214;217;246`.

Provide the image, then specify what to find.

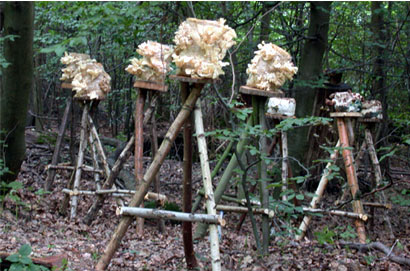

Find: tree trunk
288;2;332;172
0;2;34;183
370;2;388;144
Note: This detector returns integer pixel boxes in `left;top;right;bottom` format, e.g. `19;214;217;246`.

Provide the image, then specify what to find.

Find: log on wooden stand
96;85;201;271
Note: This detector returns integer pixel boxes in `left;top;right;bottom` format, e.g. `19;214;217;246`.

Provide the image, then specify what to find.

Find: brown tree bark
288;2;332;171
0;2;34;183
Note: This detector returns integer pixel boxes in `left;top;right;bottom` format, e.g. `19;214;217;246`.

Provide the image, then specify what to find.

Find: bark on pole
0;2;34;183
336;118;366;244
258;98;270;254
118;207;224;225
84;92;158;225
194;98;221;271
135;89;147;235
96;87;201;271
296;141;340;241
194;117;251;239
365;128;394;238
70;105;89;219
181;82;198;269
149;93;165;232
45;97;72;191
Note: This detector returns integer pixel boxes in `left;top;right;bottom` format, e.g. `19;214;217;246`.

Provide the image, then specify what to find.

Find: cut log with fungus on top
172;18;237;79
60;52;111;100
125;41;173;83
246;42;298;91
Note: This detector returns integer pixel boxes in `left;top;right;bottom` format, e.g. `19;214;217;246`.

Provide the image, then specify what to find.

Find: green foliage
5;244;49;271
390;189;410;207
314;226;336;245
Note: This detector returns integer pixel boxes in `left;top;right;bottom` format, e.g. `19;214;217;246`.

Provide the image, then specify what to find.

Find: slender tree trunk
288;2;332;172
0;2;34;183
370;2;388;143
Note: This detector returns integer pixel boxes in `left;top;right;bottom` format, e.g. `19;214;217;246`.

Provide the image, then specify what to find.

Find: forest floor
0;128;409;270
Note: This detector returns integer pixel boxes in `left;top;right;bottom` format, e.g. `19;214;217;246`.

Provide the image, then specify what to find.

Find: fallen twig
339;240;410;266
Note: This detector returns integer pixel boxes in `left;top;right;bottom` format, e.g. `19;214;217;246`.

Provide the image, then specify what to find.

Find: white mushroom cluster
327;91;364;112
125;41;173;83
246;42;298;91
172;18;237;79
60;52;111;100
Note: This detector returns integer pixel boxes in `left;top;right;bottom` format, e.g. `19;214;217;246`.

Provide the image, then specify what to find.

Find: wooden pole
149;92;165;232
281;131;289;201
336;118;366;244
258;97;269;254
217;205;274;218
302;207;368;221
88;133;102;190
194;98;221;271
45;97;72;191
191;140;234;213
194;117;251;239
96;86;201;271
70;104;89;219
296;141;340;241
84;92;159;225
364;128;394;238
135;89;147;235
181;82;198;269
118;207;225;225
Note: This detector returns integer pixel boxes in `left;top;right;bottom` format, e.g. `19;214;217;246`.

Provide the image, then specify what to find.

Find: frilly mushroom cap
172;18;237;79
246;42;298;91
60;52;111;100
125;41;173;83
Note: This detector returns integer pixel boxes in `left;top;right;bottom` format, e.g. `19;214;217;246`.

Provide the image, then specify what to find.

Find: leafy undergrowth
0;135;409;270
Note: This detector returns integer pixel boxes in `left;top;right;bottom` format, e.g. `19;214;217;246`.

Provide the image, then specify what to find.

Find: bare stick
88;133;102;190
96;86;201;271
194;98;221;271
296;141;340;241
45;97;72;191
216;205;274;218
135;89;147;235
46;164;103;174
302;207;368;221
70;105;89;219
365;128;394;238
117;207;225;225
339;241;410;266
84;92;159;225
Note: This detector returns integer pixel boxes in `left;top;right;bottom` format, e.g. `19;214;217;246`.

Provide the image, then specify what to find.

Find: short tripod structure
55;83;113;219
96;76;224;271
296;112;385;243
